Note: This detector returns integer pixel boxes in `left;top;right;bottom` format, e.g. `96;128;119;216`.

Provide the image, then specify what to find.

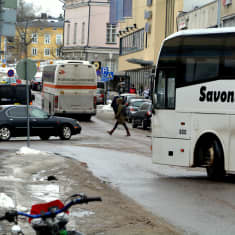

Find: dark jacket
115;99;126;124
111;96;119;114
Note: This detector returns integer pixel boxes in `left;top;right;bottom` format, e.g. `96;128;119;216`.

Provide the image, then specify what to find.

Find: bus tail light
54;96;58;108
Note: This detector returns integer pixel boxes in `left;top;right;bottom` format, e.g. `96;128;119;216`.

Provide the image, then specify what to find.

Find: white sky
24;0;64;17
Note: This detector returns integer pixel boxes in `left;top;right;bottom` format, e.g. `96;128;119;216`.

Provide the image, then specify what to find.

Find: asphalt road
2;108;235;235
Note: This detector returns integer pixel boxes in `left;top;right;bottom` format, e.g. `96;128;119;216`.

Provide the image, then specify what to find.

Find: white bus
152;27;235;180
41;60;97;120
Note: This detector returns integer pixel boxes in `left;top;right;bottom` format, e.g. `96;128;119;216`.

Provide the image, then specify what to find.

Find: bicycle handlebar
0;195;102;222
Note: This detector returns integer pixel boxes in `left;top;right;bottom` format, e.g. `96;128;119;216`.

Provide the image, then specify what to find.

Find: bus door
153;68;176;138
152;68;191;166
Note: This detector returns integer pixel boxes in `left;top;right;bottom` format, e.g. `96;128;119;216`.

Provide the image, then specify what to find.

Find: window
67;24;71;45
30;107;48;118
56;34;62;45
74;23;78;44
156;69;176;109
56;48;60;57
106;23;117;44
178;35;222;87
120;29;144;55
81;22;85;44
222;35;235;78
32;33;38;43
44;48;50;56
123;0;132;17
32;48;37;56
44;34;51;44
7;107;27;118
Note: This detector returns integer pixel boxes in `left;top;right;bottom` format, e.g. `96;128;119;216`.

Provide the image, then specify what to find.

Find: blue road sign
7;69;14;77
101;67;109;76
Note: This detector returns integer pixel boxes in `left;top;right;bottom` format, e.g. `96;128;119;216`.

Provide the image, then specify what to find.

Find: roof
17;20;63;28
166;27;235;41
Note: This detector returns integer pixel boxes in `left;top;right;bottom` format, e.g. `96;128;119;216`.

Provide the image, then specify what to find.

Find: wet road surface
1;116;235;235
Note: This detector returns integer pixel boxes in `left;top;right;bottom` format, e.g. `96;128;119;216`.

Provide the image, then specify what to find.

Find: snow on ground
16;146;48;155
0;193;15;208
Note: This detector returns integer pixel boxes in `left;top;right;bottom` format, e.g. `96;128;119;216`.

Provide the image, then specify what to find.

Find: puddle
70;208;95;218
28;184;60;202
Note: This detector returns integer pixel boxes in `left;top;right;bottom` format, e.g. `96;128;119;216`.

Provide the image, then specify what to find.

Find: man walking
107;98;131;136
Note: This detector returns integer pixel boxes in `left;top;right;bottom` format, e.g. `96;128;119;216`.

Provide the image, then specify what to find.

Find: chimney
41;13;47;19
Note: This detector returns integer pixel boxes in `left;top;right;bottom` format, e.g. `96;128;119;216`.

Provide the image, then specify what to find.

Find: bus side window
167;77;175;109
156;71;166;109
156;71;175;109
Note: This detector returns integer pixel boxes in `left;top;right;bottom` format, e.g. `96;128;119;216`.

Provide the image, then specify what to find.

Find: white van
41;60;97;120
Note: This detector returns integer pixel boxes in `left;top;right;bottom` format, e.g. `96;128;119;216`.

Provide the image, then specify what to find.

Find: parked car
0;105;82;141
119;93;137;104
126;98;151;123
96;88;106;105
120;93;145;106
31;72;42;91
132;102;152;130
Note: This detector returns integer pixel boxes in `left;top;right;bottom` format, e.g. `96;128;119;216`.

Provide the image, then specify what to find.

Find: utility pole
0;0;3;60
217;0;221;27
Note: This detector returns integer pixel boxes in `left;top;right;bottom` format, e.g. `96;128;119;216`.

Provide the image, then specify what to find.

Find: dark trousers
112;121;129;133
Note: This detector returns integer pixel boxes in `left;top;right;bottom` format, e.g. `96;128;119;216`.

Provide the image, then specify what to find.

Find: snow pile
16;146;48;155
0;193;15;208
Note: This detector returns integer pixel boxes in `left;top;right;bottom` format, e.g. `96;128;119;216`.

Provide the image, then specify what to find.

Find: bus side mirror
152;94;157;114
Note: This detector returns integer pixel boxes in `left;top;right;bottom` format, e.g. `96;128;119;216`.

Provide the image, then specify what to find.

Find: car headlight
76;121;80;125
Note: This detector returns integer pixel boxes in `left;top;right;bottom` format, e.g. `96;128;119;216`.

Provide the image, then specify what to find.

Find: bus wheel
204;139;225;180
40;135;50;140
60;125;72;140
0;126;11;141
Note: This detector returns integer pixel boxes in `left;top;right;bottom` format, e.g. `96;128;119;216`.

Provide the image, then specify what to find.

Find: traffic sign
16;59;37;80
7;69;14;77
107;72;114;80
101;67;108;76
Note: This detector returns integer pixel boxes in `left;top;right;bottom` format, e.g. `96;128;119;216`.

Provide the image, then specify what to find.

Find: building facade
117;0;184;94
177;1;217;30
221;0;235;26
9;14;64;63
63;0;119;77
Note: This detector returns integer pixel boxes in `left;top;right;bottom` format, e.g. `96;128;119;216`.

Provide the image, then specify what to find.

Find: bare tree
7;0;41;61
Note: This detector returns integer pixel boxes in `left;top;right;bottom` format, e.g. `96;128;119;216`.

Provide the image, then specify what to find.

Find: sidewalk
0;147;181;235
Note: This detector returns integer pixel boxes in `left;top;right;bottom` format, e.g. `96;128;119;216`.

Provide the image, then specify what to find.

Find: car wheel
0;126;11;141
132;119;137;128
60;125;72;140
143;120;148;130
40;135;50;140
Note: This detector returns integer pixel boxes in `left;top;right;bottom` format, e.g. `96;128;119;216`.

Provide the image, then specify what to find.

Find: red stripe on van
43;84;97;89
